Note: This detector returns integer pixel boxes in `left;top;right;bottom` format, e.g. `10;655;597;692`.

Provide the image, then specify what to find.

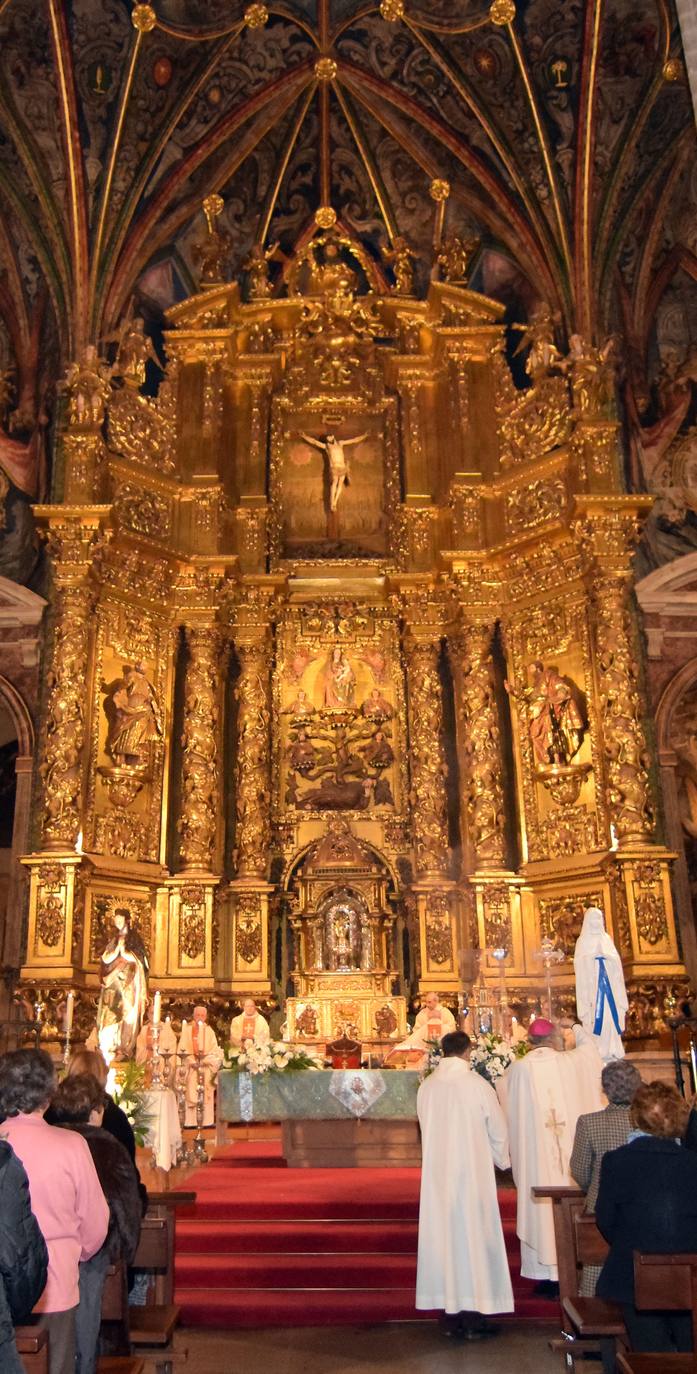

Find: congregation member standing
179;1005;223;1127
0;1050;109;1374
0;1137;48;1373
502;1017;603;1292
416;1031;513;1338
570;1058;642;1295
596;1080;697;1354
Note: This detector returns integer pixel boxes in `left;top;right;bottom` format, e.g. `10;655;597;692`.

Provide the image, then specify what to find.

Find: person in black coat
50;1074;142;1374
0;1138;49;1373
45;1050;137;1159
596;1079;697;1354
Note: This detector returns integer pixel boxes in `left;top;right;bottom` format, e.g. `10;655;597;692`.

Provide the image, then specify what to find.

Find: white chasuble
229;1011;270;1047
416;1057;513;1315
501;1030;603;1279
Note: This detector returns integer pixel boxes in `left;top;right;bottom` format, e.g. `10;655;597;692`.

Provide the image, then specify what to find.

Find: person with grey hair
570;1057;643;1296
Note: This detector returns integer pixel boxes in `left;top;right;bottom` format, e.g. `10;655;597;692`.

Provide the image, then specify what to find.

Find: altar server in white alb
502;1017;603;1289
229;997;271;1047
573;905;628;1061
178;1005;223;1127
416;1031;514;1335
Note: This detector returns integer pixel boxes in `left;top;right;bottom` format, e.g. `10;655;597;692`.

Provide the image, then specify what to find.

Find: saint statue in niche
299;432;368;511
508;661;584;767
103;662;163;767
323;646;356;709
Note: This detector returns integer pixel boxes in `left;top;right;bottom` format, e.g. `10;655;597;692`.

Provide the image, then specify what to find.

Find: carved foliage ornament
234;640;272;878
453;626;506;867
425;890;453;965
405;638;449;876
41;585;93;848
179;629;220;870
36;861;67;948
632;863;668;947
179;884;206;961
594;577;653;842
235;893;263;965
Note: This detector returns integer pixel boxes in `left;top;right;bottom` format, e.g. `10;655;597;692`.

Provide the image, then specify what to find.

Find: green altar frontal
218;1068;421;1122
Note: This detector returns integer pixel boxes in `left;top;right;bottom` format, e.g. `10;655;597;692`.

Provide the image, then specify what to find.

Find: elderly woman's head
51;1073;105;1127
0;1049;56;1118
631;1080;690;1139
601;1058;642;1106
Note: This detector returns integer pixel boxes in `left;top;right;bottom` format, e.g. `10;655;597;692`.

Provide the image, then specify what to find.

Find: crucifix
545;1106;566;1173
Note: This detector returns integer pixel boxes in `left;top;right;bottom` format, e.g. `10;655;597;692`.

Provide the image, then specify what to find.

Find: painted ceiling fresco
0;0;696;574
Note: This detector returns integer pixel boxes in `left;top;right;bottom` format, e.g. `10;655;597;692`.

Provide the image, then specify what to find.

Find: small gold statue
64;345;112;426
383;235;416;295
435;233;480;283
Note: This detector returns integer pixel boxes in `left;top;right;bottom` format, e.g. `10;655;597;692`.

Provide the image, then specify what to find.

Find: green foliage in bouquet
111;1059;154;1147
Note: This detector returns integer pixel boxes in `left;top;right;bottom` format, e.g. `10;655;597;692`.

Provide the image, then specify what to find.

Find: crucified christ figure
300;432;368;511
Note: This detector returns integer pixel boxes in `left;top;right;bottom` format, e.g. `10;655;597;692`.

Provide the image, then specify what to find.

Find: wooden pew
532;1185;626;1371
16;1325;48;1374
616;1252;697;1374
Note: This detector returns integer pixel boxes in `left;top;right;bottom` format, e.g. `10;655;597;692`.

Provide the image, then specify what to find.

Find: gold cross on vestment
545;1107;566;1173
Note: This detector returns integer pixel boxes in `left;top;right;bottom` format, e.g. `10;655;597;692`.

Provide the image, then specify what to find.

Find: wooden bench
16;1325;49;1374
97;1360;146;1374
615;1252;697;1374
532;1186;626;1370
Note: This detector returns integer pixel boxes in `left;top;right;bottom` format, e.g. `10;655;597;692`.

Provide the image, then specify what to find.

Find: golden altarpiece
19;208;690;1045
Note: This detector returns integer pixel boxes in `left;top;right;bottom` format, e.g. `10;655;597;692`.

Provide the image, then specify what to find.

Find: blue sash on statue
593;955;621;1034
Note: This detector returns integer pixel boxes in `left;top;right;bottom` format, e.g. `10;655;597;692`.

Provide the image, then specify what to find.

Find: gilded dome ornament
314;57;338;82
380;0;405;19
315;206;337;229
662;57;683;83
244;3;269;28
131;3;157;33
489;0;515;25
429;179;451;203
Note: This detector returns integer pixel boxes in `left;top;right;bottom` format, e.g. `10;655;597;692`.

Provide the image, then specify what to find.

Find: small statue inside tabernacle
96;909;149;1063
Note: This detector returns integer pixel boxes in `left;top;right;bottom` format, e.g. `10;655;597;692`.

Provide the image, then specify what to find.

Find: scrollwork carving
450;624;506;868
234;639;272;878
41;585;94;849
403;636;449;876
179;883;206;961
594;576;653;843
178;628;220;870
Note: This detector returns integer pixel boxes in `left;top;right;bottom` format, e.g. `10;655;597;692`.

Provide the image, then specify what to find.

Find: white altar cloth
142;1087;181;1171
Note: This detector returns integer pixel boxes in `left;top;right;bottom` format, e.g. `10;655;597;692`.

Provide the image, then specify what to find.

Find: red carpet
175;1142;557;1328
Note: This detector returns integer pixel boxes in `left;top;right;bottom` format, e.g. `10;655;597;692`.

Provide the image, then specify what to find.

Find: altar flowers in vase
470;1030;529;1086
224;1040;323;1075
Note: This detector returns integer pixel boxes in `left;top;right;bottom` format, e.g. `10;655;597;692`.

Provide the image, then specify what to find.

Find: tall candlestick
65;990;74;1032
153;990;161;1025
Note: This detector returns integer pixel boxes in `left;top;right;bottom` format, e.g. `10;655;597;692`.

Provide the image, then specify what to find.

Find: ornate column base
159;875;219;989
414;881;462;993
217;878;273;993
21;854;82;981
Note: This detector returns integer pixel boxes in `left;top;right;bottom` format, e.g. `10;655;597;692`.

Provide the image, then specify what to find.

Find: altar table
141;1087;182;1172
217;1068;422;1167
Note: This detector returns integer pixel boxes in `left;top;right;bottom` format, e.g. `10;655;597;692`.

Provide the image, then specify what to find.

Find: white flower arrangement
224;1039;324;1075
470;1031;517;1085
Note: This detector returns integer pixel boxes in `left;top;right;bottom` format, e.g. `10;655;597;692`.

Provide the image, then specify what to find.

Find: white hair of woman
573;906;628;1061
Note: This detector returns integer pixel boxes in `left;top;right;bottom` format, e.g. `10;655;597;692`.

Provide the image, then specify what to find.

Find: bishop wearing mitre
500;1017;603;1291
178;1005;223;1127
229;997;271;1047
413;991;457;1043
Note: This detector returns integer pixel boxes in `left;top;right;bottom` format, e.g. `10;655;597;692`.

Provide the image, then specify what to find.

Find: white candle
153;990;161;1025
65;991;74;1032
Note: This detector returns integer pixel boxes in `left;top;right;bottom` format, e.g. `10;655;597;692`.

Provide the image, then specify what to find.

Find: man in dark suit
596;1080;697;1353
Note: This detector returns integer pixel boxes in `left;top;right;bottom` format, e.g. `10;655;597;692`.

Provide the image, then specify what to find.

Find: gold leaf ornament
244;3;269;27
131;4;157;32
490;0;515;24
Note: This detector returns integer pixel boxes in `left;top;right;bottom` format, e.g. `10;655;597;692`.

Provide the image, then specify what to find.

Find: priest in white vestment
178;1005;223;1127
416;1030;514;1331
229;998;271;1047
573;906;628;1062
501;1017;603;1288
413;992;457;1042
135;1014;177;1075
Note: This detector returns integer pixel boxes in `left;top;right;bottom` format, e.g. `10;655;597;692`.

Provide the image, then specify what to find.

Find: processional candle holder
62;990;75;1068
192;1051;209;1164
533;935;565;1019
150;1022;163;1090
175;1050;190;1166
159;1049;173;1089
490;947;510;1038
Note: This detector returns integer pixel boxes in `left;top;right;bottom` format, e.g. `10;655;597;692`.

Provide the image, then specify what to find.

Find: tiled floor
174;1322;559;1373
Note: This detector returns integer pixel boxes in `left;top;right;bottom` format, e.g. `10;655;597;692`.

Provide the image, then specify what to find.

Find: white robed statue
500;1018;603;1282
573;905;627;1061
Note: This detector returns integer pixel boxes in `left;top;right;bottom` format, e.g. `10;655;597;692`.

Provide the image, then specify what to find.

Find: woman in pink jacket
0;1049;109;1374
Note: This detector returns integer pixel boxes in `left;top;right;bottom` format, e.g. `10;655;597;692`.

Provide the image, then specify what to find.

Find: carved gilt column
576;500;681;979
165;623;221;988
401;590;460;992
22;512;104;979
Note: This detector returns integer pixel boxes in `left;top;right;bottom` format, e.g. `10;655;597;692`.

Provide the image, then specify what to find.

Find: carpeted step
175;1249;528;1289
175;1285;557;1328
175;1219;420;1254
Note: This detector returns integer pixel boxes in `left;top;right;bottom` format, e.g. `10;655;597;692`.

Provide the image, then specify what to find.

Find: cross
545;1107;566;1174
